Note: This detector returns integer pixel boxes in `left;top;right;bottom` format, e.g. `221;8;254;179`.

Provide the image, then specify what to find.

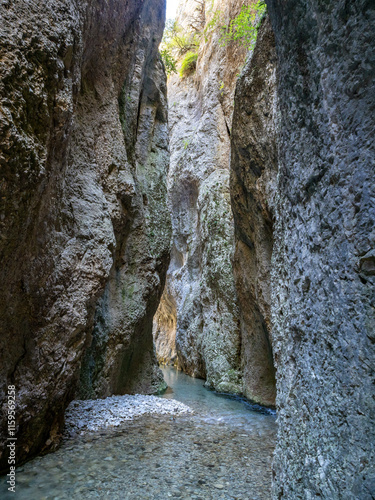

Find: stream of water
0;368;277;499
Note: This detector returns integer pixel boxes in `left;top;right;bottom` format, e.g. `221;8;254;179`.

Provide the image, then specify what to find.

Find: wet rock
213;483;224;489
0;378;276;500
0;0;170;470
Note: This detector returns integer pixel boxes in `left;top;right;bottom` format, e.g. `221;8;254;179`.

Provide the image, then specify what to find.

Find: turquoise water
0;368;276;499
161;366;276;423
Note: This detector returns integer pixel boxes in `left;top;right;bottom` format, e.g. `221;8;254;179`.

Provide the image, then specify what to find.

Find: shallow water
161;366;276;423
0;368;277;499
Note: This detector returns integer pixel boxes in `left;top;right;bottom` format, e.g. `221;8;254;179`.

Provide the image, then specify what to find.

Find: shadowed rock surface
230;15;277;407
263;1;375;497
0;0;170;471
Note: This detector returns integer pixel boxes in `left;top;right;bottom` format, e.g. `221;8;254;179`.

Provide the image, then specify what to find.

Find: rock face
153;281;178;366
269;1;375;495
231;1;375;497
0;0;170;470
230;15;277;407
153;0;251;394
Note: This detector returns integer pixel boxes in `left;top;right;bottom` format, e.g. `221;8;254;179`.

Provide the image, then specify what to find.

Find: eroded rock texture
154;0;250;393
264;1;375;497
0;0;169;470
230;15;277;407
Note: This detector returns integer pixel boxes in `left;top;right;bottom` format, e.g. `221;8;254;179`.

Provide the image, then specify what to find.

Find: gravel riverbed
64;394;193;436
0;369;276;500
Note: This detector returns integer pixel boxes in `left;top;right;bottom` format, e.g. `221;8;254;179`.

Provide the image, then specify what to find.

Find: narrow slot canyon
0;0;374;499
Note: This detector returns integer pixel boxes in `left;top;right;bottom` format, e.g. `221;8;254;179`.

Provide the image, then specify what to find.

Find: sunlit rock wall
0;0;170;470
153;280;178;366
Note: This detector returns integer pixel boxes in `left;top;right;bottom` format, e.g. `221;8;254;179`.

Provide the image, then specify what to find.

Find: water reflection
161;367;276;424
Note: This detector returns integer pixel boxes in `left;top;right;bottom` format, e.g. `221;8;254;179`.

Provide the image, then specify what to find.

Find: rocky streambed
0;368;276;499
64;394;193;436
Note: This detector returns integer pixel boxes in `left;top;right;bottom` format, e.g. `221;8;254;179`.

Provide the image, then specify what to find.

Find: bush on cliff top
160;19;201;76
160;1;266;78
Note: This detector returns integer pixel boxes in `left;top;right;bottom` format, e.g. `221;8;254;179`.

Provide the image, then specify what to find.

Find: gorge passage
0;0;374;499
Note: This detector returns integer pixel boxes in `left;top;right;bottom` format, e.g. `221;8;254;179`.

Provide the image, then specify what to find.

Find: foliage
220;1;267;49
160;19;201;76
179;52;198;78
160;1;266;76
203;8;223;42
160;48;177;76
204;1;267;50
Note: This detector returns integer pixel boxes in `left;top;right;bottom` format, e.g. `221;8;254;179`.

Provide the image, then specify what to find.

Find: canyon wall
154;0;278;405
269;1;375;495
230;15;277;407
0;0;169;470
154;0;251;394
231;1;375;497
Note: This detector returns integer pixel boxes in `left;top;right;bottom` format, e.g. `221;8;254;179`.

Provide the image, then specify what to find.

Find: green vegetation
203;8;223;42
160;48;177;76
179;51;198;78
164;19;200;55
159;1;266;78
219;1;267;49
160;19;200;76
205;0;267;50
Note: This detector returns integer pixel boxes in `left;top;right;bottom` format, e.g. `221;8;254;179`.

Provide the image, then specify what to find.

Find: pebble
0;369;277;500
64;394;193;436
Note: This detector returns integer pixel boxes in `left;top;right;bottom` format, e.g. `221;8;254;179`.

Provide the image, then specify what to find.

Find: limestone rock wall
230;15;277;407
231;1;375;494
154;0;251;394
0;0;169;470
257;1;373;497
